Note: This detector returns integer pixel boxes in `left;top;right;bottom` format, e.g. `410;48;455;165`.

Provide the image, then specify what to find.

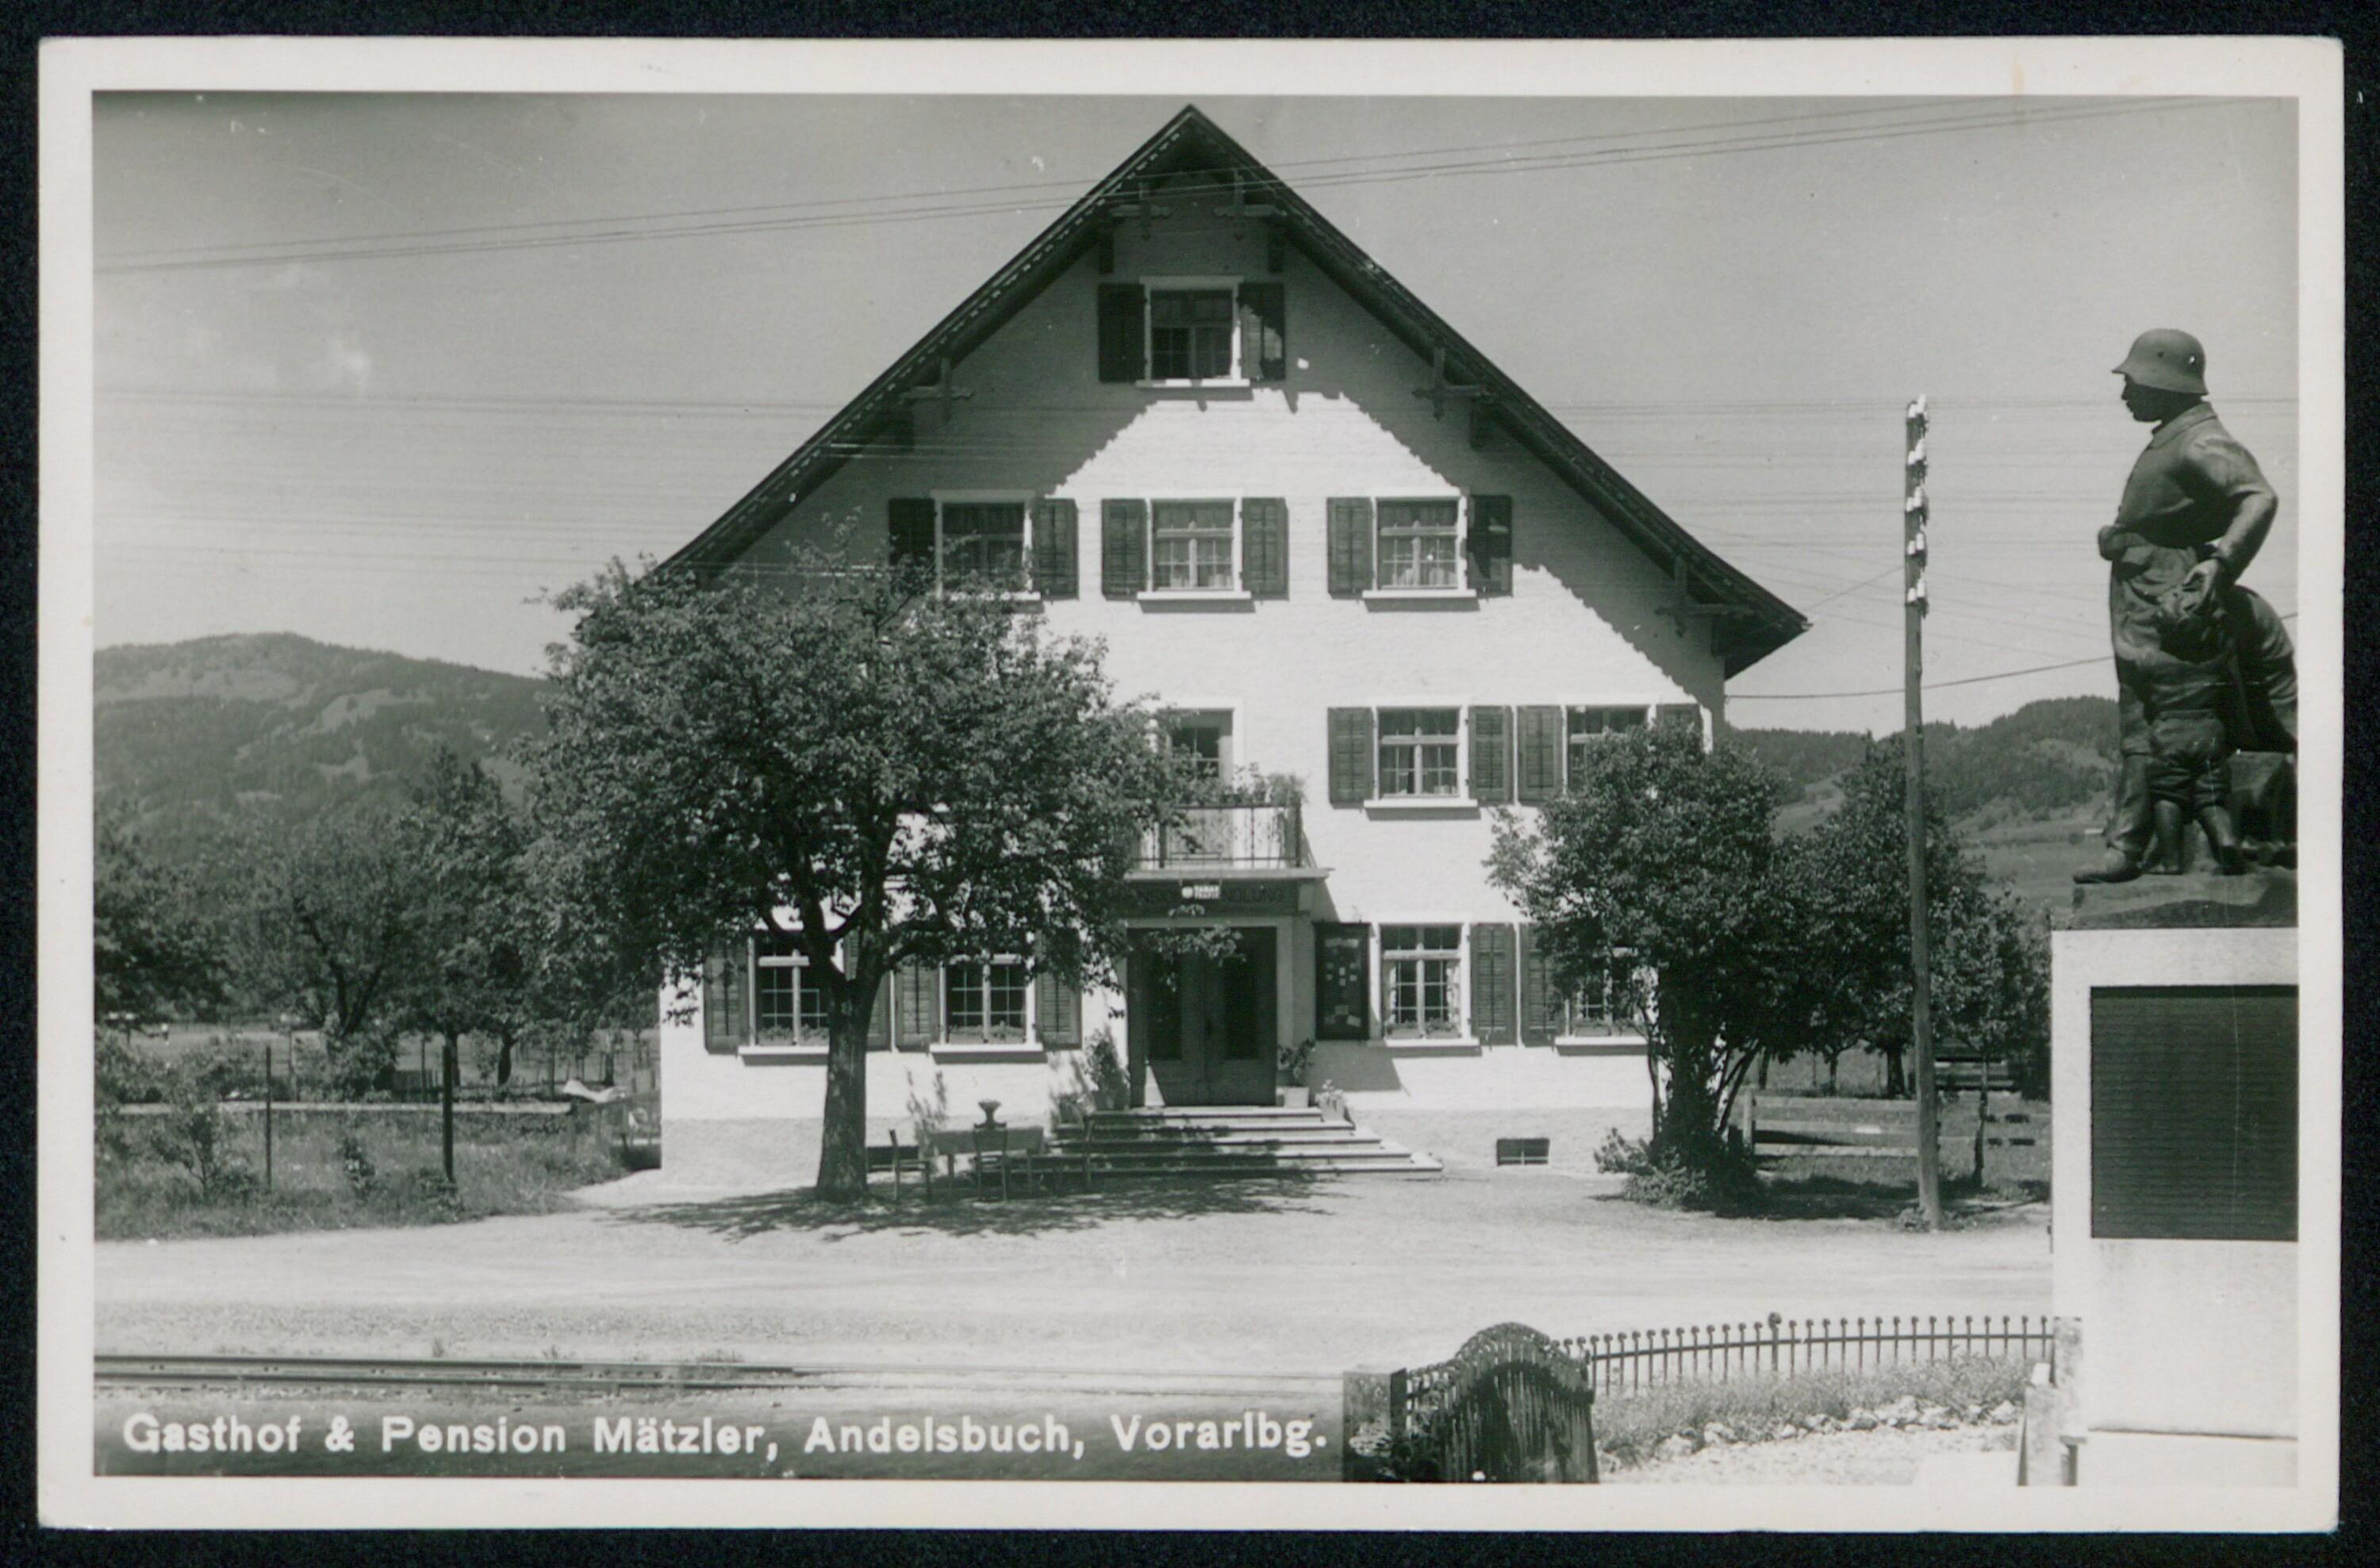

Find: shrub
147;1066;252;1201
1083;1027;1129;1111
1620;1144;1761;1211
1593;1128;1655;1175
336;1127;378;1197
328;1028;400;1101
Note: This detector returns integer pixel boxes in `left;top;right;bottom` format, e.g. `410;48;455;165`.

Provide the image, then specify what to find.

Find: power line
1733;614;2297;700
97;98;2237;276
97;99;2059;265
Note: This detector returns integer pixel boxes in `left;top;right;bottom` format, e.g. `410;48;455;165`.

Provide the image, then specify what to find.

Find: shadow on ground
1737;1175;2051;1224
608;1174;1336;1241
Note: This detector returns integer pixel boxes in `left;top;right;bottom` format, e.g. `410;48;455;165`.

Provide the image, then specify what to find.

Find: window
1378;708;1461;797
1162;711;1233;782
1566;706;1649;780
1151;502;1236;590
753;933;831;1041
940;501;1028;589
1566;952;1642;1034
1377;500;1461;589
1149;289;1235;380
946;957;1029;1043
1383;925;1464;1038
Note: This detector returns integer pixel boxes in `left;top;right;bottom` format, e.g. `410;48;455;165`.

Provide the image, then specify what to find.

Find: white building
656;105;1806;1184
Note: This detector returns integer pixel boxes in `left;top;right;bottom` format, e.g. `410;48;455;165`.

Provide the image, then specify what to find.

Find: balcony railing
1137;803;1307;870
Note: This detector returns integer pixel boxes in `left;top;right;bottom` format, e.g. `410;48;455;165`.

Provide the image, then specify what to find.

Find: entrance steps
1045;1106;1442;1178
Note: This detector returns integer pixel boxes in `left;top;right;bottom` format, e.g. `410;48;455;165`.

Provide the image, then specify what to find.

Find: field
98;1103;635;1240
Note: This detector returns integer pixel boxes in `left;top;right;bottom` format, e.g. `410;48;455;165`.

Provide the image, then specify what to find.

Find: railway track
94;1351;1337;1397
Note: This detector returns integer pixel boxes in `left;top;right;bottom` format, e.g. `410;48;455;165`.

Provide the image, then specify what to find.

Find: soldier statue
2075;329;2297;884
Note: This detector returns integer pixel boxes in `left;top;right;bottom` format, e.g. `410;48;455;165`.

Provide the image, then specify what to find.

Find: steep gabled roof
667;105;1809;676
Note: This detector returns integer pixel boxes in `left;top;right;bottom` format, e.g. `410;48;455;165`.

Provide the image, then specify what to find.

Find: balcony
1136;803;1309;871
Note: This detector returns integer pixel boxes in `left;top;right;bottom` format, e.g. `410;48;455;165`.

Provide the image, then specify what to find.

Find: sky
90;90;2301;734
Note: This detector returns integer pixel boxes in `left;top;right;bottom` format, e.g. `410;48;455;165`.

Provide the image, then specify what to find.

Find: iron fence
1553;1313;2056;1400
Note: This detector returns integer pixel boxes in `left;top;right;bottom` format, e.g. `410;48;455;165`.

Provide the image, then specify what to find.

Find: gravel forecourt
98;1166;2050;1375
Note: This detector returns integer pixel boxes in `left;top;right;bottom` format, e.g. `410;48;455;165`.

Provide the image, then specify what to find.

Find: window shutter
703;949;747;1052
1097;284;1144;382
1238;282;1286;382
1471;924;1517;1045
1326;497;1375;596
866;977;892;1052
895;963;940;1049
1035;971;1081;1049
1518;925;1557;1045
1327;707;1376;805
1242;497;1288;598
889;497;936;574
1468;494;1514;596
1315;922;1372;1041
1469;705;1513;803
1032;498;1079;599
1102;499;1149;597
1516;706;1564;803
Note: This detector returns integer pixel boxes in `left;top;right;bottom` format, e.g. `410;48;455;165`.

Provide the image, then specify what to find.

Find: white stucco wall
664;202;1754;1157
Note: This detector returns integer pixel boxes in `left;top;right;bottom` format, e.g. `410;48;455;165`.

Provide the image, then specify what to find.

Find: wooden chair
971;1122;1012;1200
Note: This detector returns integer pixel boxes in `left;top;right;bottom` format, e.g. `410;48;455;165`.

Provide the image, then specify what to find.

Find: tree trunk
1883;1044;1907;1098
440;1032;459;1187
814;981;874;1202
495;1032;514;1087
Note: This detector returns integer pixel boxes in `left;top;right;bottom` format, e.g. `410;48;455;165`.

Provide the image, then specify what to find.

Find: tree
396;749;536;1091
528;558;1181;1200
95;811;227;1026
1792;742;2051;1098
225;806;426;1069
1488;726;1814;1186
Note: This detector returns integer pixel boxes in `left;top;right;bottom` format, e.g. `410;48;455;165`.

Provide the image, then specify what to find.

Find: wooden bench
1739;1095;1924;1163
1936;1054;2016;1095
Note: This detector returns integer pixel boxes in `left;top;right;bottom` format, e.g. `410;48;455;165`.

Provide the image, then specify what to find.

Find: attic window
1150;289;1233;380
1100;278;1285;385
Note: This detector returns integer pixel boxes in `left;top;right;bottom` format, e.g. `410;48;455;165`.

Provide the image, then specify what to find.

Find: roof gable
667;105;1808;676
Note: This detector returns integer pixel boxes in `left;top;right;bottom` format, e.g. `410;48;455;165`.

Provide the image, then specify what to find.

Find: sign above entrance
1120;878;1303;920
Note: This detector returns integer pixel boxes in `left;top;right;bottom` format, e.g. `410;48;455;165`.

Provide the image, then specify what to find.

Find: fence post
1767;1311;1782;1376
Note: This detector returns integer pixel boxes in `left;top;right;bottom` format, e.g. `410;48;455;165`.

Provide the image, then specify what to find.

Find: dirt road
98;1168;2050;1374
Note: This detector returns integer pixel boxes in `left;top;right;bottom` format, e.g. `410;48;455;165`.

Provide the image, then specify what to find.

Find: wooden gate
1351;1322;1598;1482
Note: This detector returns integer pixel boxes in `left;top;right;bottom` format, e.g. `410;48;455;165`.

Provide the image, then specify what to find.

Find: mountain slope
96;633;549;861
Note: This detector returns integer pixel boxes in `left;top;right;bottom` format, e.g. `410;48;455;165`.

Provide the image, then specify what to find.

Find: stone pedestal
2045;868;2297;1487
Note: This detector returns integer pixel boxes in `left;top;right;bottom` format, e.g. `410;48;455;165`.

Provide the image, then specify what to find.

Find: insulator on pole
1906;438;1927;467
1906;529;1927;558
1906;577;1928;606
1904;486;1927;516
1906;393;1928;422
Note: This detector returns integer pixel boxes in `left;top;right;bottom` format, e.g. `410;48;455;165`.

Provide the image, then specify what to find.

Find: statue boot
2199;804;2247;875
2072;848;2143;884
2147;799;2188;875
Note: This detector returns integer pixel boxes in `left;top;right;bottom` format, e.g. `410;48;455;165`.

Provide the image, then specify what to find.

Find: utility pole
1904;395;1944;1229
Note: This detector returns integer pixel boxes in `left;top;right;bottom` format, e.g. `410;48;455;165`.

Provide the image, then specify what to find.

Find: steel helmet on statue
2113;328;2209;395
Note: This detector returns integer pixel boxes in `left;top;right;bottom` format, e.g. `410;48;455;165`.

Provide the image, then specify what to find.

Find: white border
39;35;2342;1533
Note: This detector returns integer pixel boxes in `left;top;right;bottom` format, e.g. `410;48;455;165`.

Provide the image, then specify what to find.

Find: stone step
1061;1140;1427;1167
1054;1128;1383;1149
1088;1106;1326;1123
1081;1115;1336;1136
1020;1152;1441;1179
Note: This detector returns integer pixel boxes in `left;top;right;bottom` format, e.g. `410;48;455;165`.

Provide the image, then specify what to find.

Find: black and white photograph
36;37;2342;1531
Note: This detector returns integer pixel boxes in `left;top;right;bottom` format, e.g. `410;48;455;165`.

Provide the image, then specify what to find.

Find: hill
96;633;550;863
1731;696;2119;823
1731;696;2124;914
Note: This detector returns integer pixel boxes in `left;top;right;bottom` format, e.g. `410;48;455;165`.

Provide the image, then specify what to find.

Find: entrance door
1133;928;1278;1106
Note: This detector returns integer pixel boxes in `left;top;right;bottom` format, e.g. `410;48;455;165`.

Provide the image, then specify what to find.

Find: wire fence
1553;1313;2056;1400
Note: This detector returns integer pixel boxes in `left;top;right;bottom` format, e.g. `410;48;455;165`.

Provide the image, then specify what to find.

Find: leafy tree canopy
527;558;1184;1197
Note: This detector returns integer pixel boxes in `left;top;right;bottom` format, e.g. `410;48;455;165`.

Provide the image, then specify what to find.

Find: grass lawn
98;1107;632;1240
1746;1096;2049;1221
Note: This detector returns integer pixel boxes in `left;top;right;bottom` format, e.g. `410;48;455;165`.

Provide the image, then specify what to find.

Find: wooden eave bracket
1413;344;1490;424
899;355;975;425
1211;172;1289;271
